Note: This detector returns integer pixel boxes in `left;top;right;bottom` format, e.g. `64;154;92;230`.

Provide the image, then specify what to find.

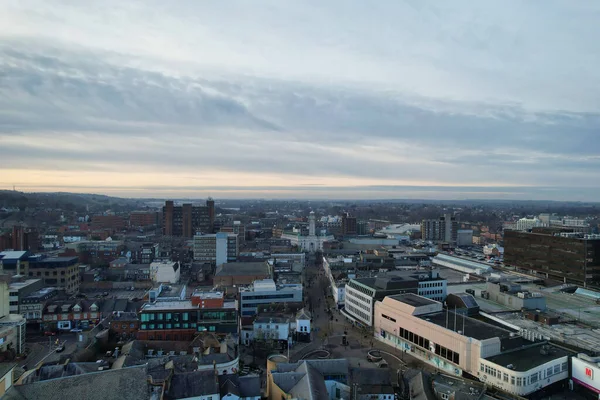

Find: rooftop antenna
462;311;465;335
445;306;449;329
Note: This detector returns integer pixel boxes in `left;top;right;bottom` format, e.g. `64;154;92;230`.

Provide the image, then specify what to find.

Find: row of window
397;327;431;358
420;289;444;296
140;311;236;323
434;343;460;365
346;296;370;312
346;304;370;322
481;362;567;386
140;323;219;331
347;287;372;305
420;281;444;288
241;293;296;300
347;281;375;297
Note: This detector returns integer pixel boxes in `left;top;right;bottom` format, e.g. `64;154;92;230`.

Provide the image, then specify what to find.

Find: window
511;376;515;385
530;373;538;384
554;365;560;374
561;362;568;372
503;373;509;382
516;377;522;386
546;367;553;377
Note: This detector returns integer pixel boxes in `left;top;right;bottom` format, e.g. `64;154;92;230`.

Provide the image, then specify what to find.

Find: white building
239;279;303;317
516;218;545;231
149;260;180;284
282;212;334;253
572;353;600;397
322;257;347;308
432;254;492;275
193;232;238;266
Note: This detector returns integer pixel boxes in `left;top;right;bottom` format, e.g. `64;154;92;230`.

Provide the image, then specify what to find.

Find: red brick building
90;215;127;231
130;212;158;228
109;312;140;339
191;290;224;308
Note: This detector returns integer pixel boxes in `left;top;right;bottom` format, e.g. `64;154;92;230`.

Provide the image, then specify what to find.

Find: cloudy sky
1;1;599;200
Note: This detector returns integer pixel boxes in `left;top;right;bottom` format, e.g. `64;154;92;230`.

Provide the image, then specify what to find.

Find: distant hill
0;190;145;214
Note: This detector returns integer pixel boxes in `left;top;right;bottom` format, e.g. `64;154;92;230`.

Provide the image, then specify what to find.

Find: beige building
0;275;26;355
373;294;571;397
28;256;80;294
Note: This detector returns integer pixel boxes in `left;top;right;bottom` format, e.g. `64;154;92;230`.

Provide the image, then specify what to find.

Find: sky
1;0;599;201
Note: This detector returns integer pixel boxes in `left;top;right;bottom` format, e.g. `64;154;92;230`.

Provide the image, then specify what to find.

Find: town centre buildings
374;294;571;397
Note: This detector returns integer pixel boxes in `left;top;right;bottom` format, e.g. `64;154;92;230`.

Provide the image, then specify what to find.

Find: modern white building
193;232;238;266
149;260;180;284
344;271;447;327
516;218;545;231
239;279;303;317
572;353;600;397
282;212;334;253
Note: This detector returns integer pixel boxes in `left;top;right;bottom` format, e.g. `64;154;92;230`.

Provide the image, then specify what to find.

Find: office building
8;279;43;315
572;353;600;398
220;221;246;244
239;279;303;316
374;294;572;396
137;299;237;341
504;230;600;286
343;271;447;327
27;255;80;294
193;232;238;266
140;242;159;264
20;287;59;323
421;214;458;244
162;198;215;237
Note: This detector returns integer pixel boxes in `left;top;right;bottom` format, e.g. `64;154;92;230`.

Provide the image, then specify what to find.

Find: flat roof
0;251;28;260
389;293;438;308
418;311;515;341
9;279;42;289
192;291;223;299
486;344;572;371
216;262;270;277
141;300;236;311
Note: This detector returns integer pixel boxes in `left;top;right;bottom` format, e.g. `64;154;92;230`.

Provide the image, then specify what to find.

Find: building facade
138;300;238;341
421;214;458;244
281;212;334;253
193;233;239;266
149;260;181;284
504;231;600;286
28;256;80;294
239;279;303;317
8;279;44;315
373;294;571;396
162;199;215;237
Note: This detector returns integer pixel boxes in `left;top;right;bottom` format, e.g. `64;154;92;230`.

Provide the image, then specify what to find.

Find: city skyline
1;1;599;200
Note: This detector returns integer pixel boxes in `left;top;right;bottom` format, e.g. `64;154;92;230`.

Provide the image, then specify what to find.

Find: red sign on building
586;367;594;379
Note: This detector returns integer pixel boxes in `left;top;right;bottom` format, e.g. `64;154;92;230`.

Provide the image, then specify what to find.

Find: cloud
0;1;599;200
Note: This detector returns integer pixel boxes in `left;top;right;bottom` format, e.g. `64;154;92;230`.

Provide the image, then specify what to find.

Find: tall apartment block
341;213;357;236
421;214;458;244
504;230;600;287
162;198;215;237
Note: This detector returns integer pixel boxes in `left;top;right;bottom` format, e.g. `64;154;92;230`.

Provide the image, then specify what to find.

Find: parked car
44;331;56;336
70;329;83;333
56;344;65;353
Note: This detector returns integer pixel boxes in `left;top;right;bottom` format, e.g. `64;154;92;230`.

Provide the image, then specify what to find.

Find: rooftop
141;300;236;311
0;251;28;260
486;344;572;371
389;293;439;308
192;290;224;299
9;279;42;290
417;311;518;342
216;261;270;277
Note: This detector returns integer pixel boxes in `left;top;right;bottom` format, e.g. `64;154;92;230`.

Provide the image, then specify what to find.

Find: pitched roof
218;374;261;398
5;365;150;400
270;359;349;400
168;370;219;399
